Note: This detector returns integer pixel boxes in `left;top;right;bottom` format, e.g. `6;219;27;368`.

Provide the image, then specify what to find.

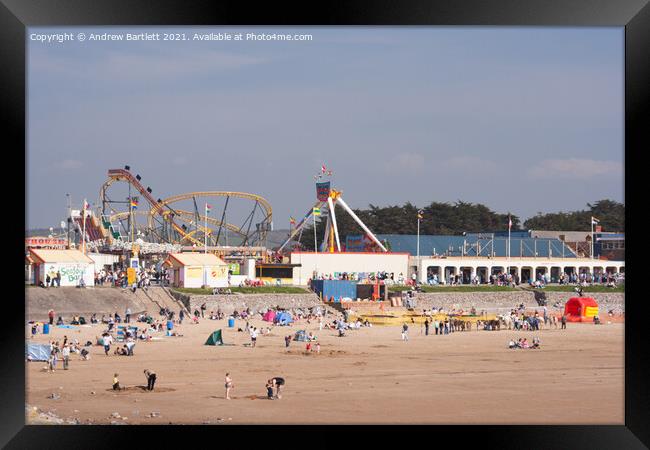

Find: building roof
29;249;94;264
377;234;577;258
164;252;227;267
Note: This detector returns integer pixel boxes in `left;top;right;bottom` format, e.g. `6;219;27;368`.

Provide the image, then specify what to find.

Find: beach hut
564;297;599;322
28;249;95;287
204;330;224;346
163;253;229;288
275;311;293;325
262;310;276;322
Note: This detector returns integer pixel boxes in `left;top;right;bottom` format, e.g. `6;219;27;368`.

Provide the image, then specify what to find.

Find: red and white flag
321;164;327;173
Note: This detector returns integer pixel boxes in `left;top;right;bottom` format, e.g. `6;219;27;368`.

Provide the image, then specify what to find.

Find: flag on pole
321;165;327;173
289;216;296;225
591;216;600;225
508;214;512;230
313;207;321;216
417;209;424;220
327;170;333;176
130;198;138;210
205;203;212;214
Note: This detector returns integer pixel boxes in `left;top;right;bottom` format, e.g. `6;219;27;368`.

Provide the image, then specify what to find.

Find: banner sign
316;181;331;201
228;263;240;275
25;237;67;248
345;234;365;252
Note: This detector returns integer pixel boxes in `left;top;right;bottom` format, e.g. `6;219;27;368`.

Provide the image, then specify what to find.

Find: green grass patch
172;286;309;295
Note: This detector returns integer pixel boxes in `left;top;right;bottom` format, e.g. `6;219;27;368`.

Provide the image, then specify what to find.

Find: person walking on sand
62;344;70;370
225;373;233;400
561;314;567;330
201;302;207;318
125;307;131;324
250;327;258;348
285;334;291;349
103;333;113;356
48;309;55;325
424;318;430;336
144;369;157;391
401;323;409;342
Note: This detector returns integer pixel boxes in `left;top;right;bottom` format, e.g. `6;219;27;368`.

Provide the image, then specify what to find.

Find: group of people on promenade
94;267;170;288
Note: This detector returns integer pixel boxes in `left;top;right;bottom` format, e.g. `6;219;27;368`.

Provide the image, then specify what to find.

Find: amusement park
25;163;626;294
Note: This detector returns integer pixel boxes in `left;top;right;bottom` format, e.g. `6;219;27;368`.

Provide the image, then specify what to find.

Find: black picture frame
2;0;646;447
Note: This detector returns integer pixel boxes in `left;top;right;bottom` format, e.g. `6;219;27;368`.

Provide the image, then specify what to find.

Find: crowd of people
93;266;171;288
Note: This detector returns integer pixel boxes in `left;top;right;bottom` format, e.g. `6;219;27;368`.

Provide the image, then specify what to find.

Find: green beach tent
205;329;224;346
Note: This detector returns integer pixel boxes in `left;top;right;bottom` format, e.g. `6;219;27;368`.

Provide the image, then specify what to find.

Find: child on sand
225;373;233;400
266;380;274;400
305;342;312;352
285;335;291;349
315;342;320;354
113;373;121;390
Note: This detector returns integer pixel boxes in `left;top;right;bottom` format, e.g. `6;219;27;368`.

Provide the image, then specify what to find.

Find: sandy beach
25;314;624;425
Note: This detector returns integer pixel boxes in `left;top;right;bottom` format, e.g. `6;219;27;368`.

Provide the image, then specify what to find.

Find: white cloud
54;159;83;170
442;156;498;171
528;158;623;179
384;152;425;173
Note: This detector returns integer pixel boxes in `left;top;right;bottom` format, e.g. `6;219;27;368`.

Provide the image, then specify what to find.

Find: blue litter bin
43;323;49;335
228;317;235;328
167;320;173;330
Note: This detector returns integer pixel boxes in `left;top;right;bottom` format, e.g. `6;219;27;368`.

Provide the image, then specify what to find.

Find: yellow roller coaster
100;168;273;246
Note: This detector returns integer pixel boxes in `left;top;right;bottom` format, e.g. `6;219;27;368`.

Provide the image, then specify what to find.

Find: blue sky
27;27;624;229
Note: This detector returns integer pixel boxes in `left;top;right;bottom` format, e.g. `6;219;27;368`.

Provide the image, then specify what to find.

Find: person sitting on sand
521;338;529;349
532;337;540;349
115;345;128;356
80;346;90;360
508;339;517;349
113;373;121;390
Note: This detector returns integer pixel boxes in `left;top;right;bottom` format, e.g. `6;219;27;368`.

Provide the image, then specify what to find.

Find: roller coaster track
148;191;272;245
101;169;273;246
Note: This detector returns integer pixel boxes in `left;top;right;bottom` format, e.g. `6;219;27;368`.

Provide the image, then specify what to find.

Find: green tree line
522;199;624;232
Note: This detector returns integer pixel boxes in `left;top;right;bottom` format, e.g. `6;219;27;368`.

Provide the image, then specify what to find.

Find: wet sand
26;317;624;424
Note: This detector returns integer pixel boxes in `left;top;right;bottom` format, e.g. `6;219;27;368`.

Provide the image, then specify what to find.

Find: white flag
591;216;600;225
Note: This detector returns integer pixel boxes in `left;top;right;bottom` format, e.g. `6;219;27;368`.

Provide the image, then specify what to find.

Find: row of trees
522;200;625;232
295;199;623;251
